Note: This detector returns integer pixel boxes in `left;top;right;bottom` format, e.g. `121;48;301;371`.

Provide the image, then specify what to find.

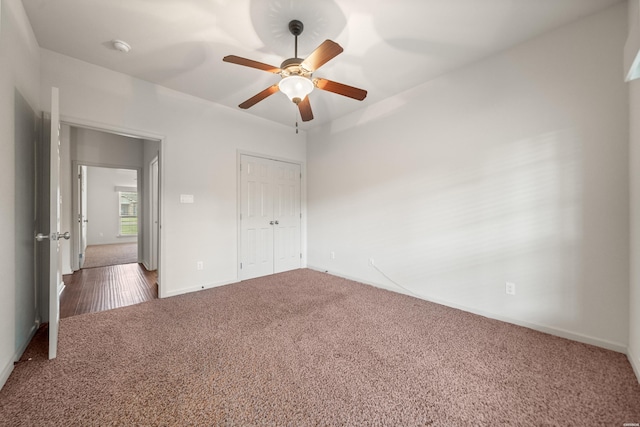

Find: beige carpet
1;269;639;425
82;243;138;269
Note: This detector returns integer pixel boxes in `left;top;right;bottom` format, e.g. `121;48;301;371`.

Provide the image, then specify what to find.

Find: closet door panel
240;156;274;280
273;162;301;274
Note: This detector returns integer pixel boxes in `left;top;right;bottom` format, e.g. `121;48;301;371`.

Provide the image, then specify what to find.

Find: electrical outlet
369;258;375;267
505;282;516;295
330;251;335;260
197;261;204;271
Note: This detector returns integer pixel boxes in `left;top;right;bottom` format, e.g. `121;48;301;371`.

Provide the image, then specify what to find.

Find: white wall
86;167;138;245
0;0;41;389
71;127;144;169
628;0;640;382
40;48;307;298
308;3;629;352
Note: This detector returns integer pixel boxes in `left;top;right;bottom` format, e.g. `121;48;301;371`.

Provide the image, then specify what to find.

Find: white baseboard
629;347;640;384
162;278;240;298
15;321;39;361
0;357;14;392
308;266;627;354
1;319;40;391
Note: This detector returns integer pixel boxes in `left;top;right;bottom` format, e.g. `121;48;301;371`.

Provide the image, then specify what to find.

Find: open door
78;165;88;268
150;157;159;271
35;87;68;359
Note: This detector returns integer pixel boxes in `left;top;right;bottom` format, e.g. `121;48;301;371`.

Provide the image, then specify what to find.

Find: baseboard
1;319;40;391
162;278;240;298
629;347;640;384
15;320;39;362
0;357;14;392
308;265;627;354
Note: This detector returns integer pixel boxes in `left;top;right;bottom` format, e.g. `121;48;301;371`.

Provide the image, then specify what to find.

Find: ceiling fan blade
298;96;314;122
238;85;280;109
315;78;367;101
223;55;281;74
301;40;343;72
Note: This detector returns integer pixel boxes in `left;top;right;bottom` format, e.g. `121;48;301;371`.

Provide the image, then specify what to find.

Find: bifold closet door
240;155;301;280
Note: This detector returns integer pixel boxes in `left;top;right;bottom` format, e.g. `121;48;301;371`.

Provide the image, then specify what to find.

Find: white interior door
35;88;66;359
240;155;301;280
273;161;301;273
48;87;63;359
150;157;159;271
240;156;275;280
79;165;88;268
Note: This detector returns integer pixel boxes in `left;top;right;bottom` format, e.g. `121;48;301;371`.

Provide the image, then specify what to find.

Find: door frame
78;165;88;269
236;150;306;280
62;115;165;295
149;156;159;271
71;162;142;268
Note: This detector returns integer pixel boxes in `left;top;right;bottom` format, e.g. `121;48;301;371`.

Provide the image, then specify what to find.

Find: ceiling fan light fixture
278;75;314;104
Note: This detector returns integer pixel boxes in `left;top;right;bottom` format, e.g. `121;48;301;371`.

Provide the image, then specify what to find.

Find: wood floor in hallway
61;263;158;318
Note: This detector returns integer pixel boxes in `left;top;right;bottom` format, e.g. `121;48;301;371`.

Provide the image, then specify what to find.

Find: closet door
240;155;301;280
240;156;274;280
273;161;301;273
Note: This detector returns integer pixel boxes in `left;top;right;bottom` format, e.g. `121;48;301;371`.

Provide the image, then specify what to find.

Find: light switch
180;194;194;203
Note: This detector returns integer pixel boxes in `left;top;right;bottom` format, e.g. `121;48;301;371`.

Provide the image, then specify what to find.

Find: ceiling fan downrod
288;19;304;58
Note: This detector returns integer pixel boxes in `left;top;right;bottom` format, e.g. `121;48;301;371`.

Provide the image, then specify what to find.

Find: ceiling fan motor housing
280;57;311;77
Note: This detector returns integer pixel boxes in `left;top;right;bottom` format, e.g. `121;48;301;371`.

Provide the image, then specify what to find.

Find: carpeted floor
1;269;639;425
82;243;138;269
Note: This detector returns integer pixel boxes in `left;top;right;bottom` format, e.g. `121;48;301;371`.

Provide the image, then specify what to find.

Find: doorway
77;166;139;269
61;123;162;316
239;154;302;280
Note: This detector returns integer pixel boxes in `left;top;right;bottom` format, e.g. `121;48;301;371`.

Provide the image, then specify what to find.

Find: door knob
269;221;274;225
36;231;71;241
274;220;279;225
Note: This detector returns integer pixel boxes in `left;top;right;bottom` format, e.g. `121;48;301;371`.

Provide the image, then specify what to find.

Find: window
118;191;138;236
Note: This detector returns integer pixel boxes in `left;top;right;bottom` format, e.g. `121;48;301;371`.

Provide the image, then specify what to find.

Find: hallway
61;264;157;318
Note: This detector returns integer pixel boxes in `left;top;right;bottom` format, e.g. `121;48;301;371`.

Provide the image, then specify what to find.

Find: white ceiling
22;0;623;130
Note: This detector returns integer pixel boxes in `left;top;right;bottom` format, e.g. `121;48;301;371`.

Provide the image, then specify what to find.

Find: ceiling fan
223;19;367;122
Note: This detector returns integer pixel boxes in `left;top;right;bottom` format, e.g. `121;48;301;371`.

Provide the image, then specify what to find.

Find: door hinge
240;262;243;269
240;213;242;220
300;253;302;259
300;213;302;219
240;164;242;171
